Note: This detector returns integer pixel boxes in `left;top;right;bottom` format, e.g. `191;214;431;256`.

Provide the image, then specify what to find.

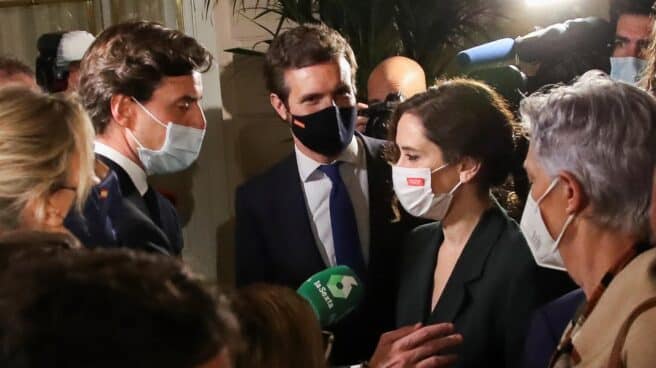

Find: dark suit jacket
65;155;183;255
521;288;585;368
235;134;414;365
396;205;576;368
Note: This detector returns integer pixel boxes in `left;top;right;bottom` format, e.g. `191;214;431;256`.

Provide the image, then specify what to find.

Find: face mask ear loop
125;128;145;150
131;97;168;129
449;180;464;195
552;214;575;253
431;163;449;173
537;177;561;204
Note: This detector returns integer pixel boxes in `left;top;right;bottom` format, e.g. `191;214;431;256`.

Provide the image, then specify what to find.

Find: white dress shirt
294;137;370;266
94;141;148;196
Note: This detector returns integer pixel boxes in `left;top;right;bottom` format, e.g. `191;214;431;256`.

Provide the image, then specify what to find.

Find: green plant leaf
225;0;502;93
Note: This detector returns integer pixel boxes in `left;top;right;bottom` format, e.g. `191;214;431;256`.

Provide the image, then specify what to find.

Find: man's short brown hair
610;0;654;27
80;21;213;134
264;23;358;102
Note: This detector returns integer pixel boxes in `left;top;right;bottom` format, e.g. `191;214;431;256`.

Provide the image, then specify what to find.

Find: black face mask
291;105;357;157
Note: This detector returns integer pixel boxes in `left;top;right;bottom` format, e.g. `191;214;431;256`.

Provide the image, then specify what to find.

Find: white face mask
520;178;575;271
392;164;463;220
129;98;206;175
610;57;647;84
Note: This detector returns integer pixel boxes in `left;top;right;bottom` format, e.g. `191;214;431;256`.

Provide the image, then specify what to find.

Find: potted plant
208;0;500;95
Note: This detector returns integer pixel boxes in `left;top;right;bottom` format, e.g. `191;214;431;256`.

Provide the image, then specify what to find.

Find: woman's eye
405;154;419;161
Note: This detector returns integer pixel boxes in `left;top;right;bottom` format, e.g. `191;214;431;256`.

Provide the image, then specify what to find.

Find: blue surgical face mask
610;57;647;84
128;98;206;175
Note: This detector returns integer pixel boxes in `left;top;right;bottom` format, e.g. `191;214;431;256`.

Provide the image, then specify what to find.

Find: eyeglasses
321;330;334;360
50;183;77;194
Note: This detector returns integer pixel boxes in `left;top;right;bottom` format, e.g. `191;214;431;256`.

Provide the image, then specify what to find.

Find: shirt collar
294;136;360;182
94;141;149;196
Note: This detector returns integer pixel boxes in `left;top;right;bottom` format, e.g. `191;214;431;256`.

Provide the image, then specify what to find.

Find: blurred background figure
457;0;656;96
0;56;38;89
520;71;656;367
367;56;427;103
608;0;654;83
638;1;656;91
0;247;238;368
231;284;327;368
358;56;427;138
35;30;95;94
0;86;94;235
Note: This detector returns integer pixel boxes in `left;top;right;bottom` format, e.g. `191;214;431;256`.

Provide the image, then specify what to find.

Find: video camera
359;92;403;140
457;17;613;96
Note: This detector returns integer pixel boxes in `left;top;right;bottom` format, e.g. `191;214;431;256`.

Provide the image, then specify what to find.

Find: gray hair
520;71;656;240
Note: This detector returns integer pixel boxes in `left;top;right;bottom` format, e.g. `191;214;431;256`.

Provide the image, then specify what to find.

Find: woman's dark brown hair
231;284;326;368
385;78;526;216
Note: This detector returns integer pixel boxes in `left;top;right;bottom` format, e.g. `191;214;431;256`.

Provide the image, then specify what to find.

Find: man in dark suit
64;21;212;255
235;24;459;367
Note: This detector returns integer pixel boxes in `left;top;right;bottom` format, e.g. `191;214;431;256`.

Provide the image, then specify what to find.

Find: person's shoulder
405;221;441;247
623;300;656;366
357;133;389;161
484;205;539;273
539;288;585;318
237;154;296;195
482;205;530;256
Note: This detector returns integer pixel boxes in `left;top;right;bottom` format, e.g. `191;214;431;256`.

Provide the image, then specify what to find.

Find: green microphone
297;265;364;327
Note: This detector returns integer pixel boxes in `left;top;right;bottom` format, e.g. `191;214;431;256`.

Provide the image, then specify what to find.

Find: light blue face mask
129;98;206;175
610;57;648;84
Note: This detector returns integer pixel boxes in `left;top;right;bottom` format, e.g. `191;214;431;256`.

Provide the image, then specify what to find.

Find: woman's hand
367;323;462;368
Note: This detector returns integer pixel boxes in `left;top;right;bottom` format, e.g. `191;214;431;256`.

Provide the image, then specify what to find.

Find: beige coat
553;248;656;367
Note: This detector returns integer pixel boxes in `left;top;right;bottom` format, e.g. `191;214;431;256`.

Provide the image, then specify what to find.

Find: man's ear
110;94;136;128
558;171;588;215
458;156;482;184
270;93;290;122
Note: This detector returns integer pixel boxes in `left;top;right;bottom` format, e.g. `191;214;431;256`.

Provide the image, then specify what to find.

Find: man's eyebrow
176;95;201;103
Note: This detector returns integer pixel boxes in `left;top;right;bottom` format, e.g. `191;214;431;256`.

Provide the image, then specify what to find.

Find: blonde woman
0;86;95;234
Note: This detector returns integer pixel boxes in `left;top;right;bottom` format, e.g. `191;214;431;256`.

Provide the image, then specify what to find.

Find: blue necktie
319;163;367;278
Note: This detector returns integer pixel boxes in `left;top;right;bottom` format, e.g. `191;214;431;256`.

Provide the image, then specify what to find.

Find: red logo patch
406;178;425;187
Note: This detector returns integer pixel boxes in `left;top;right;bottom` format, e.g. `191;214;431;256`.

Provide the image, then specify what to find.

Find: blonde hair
0;86;95;229
231;284;327;368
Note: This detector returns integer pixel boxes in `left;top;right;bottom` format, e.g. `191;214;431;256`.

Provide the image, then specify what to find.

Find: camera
359;92;403;140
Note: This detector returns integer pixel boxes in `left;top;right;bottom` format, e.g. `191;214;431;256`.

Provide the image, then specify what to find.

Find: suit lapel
96;154;161;237
428;206;506;324
276;154;328;269
358;134;394;269
405;229;442;324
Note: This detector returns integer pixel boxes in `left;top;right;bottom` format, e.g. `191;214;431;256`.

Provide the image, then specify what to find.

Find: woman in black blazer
387;80;575;368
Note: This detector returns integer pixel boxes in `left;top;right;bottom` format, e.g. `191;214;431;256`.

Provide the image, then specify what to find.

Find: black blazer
235;133;414;365
396;205;576;368
65;155;183;255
